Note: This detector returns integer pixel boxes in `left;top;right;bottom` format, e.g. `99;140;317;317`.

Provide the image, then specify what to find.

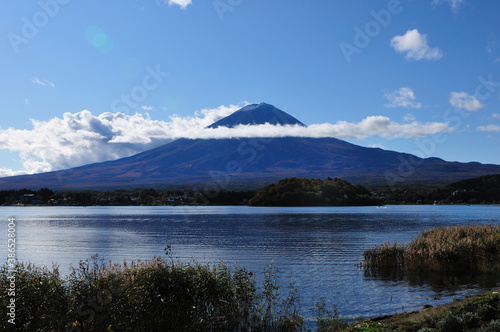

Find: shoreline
4;202;500;207
352;288;500;331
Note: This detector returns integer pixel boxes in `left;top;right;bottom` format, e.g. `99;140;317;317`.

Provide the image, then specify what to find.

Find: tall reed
364;224;500;275
1;256;305;331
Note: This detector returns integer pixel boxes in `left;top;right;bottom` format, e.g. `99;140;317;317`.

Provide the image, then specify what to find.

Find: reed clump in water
364;224;500;275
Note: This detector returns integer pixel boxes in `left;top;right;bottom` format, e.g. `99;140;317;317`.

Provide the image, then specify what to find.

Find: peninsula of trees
249;177;382;206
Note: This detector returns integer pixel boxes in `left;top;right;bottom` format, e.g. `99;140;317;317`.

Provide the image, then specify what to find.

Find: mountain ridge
1;103;500;190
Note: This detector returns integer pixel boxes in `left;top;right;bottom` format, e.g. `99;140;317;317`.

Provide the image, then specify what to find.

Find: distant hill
249;177;382;206
429;174;500;204
1;103;500;190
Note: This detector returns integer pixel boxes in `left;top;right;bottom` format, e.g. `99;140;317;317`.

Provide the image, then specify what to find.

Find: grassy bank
351;289;500;331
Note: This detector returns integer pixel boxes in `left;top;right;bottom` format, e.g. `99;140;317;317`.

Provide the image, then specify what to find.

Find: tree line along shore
2;174;500;206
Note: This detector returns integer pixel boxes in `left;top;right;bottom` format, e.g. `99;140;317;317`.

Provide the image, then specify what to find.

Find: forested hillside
249;177;382;206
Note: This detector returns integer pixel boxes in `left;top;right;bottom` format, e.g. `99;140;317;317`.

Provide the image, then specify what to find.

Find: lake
1;204;500;321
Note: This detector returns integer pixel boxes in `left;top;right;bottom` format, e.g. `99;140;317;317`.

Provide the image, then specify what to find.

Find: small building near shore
20;194;43;205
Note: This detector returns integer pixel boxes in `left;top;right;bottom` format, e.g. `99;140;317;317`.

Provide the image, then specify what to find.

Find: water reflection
364;267;499;294
1;205;499;320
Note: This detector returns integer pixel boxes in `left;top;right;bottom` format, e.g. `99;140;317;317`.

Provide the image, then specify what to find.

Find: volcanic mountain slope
1;103;500;190
208;103;305;128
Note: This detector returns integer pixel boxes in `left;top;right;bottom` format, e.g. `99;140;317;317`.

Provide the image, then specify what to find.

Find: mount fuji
1;103;500;190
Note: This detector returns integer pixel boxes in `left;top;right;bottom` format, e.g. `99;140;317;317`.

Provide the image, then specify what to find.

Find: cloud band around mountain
0;106;453;176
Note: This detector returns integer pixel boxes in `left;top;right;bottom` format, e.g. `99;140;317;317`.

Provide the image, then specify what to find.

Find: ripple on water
2;205;500;319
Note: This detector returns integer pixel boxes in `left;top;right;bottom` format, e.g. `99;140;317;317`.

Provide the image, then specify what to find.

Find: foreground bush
364;224;500;275
0;263;68;330
0;256;304;331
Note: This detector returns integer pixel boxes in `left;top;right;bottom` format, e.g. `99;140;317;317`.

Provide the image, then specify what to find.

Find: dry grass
364;224;500;274
1;255;305;331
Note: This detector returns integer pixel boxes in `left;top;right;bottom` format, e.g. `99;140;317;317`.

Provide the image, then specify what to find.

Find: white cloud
141;106;154;111
493;113;500;120
0;105;238;175
432;0;466;13
172;118;451;140
391;29;443;61
0;106;454;176
384;87;422;109
31;77;55;88
449;92;484;112
0;168;28;177
170;0;191;8
159;0;192;9
487;41;500;55
403;113;416;122
477;125;500;132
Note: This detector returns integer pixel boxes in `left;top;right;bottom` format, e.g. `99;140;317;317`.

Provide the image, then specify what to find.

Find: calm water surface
1;205;500;320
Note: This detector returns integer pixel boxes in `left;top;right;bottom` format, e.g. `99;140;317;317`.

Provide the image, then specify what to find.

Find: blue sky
1;0;500;176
